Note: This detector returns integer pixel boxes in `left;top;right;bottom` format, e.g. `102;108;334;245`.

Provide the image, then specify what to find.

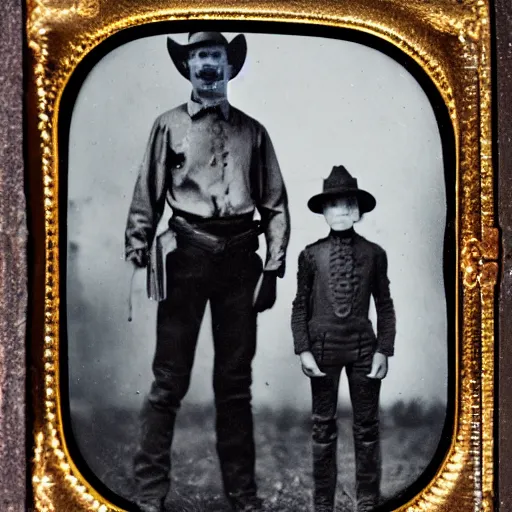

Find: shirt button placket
210;118;228;176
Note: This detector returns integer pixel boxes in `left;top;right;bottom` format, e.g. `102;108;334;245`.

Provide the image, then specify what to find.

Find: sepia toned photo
64;29;451;512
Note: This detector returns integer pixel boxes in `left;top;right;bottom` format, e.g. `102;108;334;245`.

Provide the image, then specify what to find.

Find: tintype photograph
64;29;451;512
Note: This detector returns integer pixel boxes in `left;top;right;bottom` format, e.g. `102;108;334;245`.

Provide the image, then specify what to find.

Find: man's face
188;44;231;100
322;196;361;231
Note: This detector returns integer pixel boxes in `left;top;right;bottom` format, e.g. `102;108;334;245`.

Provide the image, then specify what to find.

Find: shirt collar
329;227;356;240
187;96;230;121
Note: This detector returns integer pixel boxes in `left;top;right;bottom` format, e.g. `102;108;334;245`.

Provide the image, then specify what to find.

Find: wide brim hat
166;32;247;80
307;165;376;214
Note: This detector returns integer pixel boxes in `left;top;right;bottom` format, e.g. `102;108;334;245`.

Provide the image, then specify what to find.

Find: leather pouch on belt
147;229;177;302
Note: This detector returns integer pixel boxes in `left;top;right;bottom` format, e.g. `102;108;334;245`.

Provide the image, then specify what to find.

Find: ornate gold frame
26;0;497;510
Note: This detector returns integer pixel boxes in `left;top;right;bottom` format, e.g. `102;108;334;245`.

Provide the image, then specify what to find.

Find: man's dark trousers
311;350;381;512
133;237;263;506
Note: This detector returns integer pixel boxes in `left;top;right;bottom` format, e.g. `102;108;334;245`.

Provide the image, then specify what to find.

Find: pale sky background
67;32;448;413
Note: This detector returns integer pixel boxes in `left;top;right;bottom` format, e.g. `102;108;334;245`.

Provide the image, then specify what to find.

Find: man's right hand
129;249;148;269
299;351;327;378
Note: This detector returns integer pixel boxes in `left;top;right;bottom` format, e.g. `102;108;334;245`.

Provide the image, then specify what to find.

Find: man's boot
228;495;264;512
132;396;178;511
134;500;165;512
216;401;261;512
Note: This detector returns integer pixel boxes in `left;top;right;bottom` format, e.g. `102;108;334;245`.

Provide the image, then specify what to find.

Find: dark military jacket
125;98;290;276
291;228;396;365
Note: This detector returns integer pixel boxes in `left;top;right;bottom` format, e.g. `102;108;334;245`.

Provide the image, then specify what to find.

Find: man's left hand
253;271;277;313
367;352;388;380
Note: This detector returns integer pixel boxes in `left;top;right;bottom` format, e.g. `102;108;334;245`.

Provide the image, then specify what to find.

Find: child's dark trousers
310;350;381;512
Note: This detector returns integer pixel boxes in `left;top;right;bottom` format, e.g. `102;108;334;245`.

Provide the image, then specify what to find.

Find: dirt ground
71;403;444;512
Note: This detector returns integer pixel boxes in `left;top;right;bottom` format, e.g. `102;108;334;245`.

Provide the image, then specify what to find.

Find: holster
147;229;177;302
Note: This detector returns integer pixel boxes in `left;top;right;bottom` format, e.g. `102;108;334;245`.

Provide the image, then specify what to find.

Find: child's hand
367;351;388;380
299;351;327;378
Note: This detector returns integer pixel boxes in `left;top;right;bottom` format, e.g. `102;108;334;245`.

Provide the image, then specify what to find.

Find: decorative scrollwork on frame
25;1;496;511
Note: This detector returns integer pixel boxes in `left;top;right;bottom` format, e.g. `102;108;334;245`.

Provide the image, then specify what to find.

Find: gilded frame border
25;1;497;510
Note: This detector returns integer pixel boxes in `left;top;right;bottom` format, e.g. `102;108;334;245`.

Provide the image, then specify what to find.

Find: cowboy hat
307;165;376;214
166;32;247;80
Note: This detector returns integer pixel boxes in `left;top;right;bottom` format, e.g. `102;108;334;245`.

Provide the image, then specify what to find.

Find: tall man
125;32;290;512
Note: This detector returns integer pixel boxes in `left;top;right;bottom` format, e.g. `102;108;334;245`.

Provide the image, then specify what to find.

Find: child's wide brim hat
166;32;247;80
307;165;377;214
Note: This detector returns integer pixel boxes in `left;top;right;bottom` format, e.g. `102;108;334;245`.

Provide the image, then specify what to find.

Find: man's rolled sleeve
125;118;169;265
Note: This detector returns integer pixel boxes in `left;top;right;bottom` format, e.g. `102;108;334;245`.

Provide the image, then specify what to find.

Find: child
291;166;396;512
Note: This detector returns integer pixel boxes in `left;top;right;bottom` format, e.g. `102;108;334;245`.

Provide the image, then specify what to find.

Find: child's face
322;196;360;231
